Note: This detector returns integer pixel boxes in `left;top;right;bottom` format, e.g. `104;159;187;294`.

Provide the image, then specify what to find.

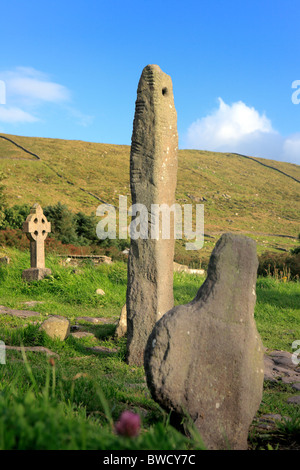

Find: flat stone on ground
76;316;115;324
0;305;41;318
86;346;119;354
264;350;300;384
4;345;59;358
286;395;300;405
70;331;97;339
22;301;45;308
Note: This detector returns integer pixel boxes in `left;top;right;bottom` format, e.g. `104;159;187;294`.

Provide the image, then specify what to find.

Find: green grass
255;277;300;351
0;247;299;450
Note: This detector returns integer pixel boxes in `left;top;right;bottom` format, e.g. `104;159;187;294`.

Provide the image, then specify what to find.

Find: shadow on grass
256;286;300;310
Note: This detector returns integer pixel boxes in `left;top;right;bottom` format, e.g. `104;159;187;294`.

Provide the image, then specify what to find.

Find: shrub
44;202;78;245
0;228;29;250
2;204;31;230
258;251;300;279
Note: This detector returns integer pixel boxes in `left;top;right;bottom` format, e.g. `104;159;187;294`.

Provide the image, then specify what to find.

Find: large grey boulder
144;233;264;450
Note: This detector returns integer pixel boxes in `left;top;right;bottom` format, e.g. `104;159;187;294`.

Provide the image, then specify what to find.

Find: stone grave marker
22;203;52;281
144;233;265;450
126;64;178;366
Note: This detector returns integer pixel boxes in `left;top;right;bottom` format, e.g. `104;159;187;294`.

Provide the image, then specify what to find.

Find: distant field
0;133;299;261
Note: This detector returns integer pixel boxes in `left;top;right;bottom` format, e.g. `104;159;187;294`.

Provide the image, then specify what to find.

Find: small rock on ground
4;345;59;358
70;331;97;339
264;350;300;384
40;315;70;341
286;395;300;405
96;289;105;295
76;316;115;324
86;346;119;354
22;301;45;308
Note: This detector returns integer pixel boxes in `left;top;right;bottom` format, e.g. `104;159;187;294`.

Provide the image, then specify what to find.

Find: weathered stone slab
264;350;300;384
22;301;45;308
22;267;51;281
86;346;119;354
4;345;59;358
287;396;300;405
126;64;178;366
76;316;114;324
70;331;97;340
0;305;41;318
115;303;127;339
144;233;264;450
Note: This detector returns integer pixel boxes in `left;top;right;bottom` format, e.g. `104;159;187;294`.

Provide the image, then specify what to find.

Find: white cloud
0;66;93;129
1;67;70;104
9;77;70;103
184;98;299;165
0;106;38;123
283;133;300;162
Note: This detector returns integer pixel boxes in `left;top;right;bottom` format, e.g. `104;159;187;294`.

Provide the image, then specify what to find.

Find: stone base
22;268;52;281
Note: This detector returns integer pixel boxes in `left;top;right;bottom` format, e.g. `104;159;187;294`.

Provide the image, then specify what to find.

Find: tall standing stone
126;65;178;366
144;233;265;450
22;203;52;281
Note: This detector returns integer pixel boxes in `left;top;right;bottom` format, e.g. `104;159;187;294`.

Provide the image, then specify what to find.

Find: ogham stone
144;233;265;450
126;65;178;366
22;203;52;281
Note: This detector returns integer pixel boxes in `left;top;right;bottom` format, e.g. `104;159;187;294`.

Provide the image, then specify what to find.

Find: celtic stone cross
22;203;52;281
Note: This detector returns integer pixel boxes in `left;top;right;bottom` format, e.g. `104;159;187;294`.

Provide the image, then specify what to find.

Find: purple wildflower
114;411;141;437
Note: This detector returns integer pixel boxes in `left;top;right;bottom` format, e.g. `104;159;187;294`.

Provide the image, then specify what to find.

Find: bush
0;228;29;250
74;211;99;245
44;202;78;245
2;204;31;230
258;251;300;279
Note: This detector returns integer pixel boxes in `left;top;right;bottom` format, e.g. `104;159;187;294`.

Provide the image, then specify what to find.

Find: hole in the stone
42;219;45;223
34;230;38;236
42;230;46;235
162;87;168;96
34;218;38;223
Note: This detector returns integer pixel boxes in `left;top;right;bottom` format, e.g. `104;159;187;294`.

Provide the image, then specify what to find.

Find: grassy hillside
0;133;299;260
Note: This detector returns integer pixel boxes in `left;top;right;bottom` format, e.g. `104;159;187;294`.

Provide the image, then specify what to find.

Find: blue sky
0;0;299;163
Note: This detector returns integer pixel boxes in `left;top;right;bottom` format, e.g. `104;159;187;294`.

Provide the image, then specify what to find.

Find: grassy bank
0;248;299;450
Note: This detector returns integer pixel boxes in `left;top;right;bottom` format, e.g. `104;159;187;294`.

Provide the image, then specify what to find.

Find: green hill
0;133;299;261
